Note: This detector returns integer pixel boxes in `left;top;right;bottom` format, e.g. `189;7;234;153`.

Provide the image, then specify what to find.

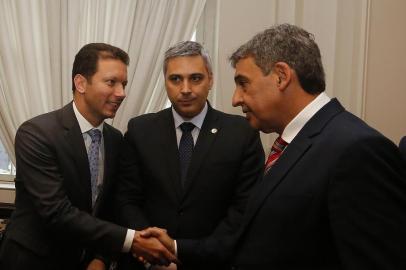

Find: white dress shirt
172;102;208;147
73;101;134;252
281;92;331;143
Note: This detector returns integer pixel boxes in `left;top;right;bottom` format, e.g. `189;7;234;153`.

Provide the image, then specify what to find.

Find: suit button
230;266;238;270
178;210;184;216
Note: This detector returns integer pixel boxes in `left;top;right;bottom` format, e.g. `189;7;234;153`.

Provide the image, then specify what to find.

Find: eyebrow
234;74;248;83
168;72;205;77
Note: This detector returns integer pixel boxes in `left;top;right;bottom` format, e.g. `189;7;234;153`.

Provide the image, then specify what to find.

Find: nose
180;81;191;94
232;88;242;107
115;84;126;99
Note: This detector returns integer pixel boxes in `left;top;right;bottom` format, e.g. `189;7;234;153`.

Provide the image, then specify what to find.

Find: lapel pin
211;128;218;134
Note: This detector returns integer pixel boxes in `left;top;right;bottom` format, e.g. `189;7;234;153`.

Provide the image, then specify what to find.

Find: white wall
364;0;406;144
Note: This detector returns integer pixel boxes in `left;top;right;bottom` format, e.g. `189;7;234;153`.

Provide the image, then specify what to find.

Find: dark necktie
264;136;288;175
87;129;102;207
179;122;195;186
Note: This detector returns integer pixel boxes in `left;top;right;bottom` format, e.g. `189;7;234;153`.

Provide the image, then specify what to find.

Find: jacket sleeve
114;121;150;230
177;125;264;264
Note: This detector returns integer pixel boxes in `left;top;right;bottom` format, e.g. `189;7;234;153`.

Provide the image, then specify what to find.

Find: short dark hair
230;24;325;94
71;43;129;91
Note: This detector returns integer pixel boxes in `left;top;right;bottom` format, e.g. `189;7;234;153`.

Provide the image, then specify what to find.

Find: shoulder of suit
103;122;123;138
127;108;169;128
317;109;392;150
210;108;253;129
18;106;63;132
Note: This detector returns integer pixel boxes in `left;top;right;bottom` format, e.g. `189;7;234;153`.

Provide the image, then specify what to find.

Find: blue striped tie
87;129;102;207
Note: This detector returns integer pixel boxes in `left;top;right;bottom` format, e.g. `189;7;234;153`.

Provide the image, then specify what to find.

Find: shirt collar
172;102;208;130
72;101;104;134
281;92;330;143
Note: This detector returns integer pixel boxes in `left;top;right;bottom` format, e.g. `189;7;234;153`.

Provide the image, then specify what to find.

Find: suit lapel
243;136;312;224
243;99;345;226
182;107;220;196
158;109;183;200
61;103;92;210
93;124;115;213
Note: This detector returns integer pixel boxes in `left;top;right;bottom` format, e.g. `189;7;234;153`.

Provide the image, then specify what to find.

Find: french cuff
174;239;178;256
122;229;135;252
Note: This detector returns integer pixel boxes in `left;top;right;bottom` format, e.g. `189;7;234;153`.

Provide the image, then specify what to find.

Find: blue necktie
179;122;195;186
87;129;102;207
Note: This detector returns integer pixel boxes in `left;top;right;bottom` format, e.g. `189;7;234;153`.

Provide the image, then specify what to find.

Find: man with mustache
115;41;264;270
0;43;176;270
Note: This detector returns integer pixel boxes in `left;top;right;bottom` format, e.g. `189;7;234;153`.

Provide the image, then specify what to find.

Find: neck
278;88;319;134
73;96;103;127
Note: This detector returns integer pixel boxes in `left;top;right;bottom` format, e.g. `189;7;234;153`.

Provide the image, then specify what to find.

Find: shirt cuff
174;239;178;256
122;229;135;252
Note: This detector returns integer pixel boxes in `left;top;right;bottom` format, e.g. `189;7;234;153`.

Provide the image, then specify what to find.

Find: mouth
178;98;196;105
107;100;122;110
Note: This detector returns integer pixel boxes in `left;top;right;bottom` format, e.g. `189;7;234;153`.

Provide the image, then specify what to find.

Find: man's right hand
140;227;176;254
131;231;179;266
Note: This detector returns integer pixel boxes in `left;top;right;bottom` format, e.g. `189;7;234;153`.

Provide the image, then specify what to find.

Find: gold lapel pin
211;128;218;134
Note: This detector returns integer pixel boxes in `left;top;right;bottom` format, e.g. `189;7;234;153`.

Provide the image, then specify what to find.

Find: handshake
131;227;179;267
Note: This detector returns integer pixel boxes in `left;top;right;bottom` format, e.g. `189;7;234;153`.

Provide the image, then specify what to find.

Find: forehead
235;57;264;77
95;58;127;76
166;55;208;75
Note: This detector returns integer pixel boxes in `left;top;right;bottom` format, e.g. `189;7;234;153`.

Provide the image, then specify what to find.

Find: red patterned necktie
264;136;288;174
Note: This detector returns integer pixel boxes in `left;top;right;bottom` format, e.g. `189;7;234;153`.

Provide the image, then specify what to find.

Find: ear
208;72;214;91
73;74;87;94
273;62;292;91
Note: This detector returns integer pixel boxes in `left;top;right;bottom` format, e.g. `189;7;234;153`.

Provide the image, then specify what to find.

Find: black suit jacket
231;99;406;270
0;103;127;269
398;136;406;161
115;106;264;270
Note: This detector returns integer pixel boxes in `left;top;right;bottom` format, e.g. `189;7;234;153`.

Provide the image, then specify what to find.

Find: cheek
195;85;210;98
166;86;179;100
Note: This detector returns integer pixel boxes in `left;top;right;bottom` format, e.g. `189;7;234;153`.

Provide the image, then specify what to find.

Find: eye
168;75;182;83
237;79;248;89
190;74;203;83
106;80;115;86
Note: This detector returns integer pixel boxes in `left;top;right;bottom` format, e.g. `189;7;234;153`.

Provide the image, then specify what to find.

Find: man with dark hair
0;43;176;270
115;41;264;270
228;23;406;269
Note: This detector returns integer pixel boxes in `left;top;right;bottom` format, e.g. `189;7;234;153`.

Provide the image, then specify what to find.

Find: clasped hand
132;227;179;266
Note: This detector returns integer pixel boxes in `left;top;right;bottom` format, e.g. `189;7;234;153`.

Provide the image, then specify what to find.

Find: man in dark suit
226;23;406;269
115;41;264;270
0;43;176;270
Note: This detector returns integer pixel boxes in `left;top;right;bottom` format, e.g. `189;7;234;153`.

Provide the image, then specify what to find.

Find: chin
247;119;262;131
176;107;200;118
103;111;116;119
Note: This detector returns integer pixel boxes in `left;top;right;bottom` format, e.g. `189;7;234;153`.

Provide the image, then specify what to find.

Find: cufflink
211;128;218;134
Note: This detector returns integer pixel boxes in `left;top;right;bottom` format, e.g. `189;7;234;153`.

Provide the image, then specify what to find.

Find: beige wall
216;0;275;116
364;0;406;144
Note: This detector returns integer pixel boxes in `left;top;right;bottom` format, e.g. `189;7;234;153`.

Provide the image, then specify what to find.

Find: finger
162;249;180;265
140;227;162;238
140;230;152;238
152;226;167;233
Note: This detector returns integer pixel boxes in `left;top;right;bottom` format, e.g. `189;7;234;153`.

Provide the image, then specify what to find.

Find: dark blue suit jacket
231;99;406;270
